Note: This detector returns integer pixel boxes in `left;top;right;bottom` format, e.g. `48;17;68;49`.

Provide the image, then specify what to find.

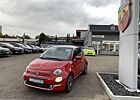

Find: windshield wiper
40;57;63;61
40;57;49;59
48;57;63;61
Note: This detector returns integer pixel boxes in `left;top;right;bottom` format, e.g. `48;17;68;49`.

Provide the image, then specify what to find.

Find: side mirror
75;56;82;60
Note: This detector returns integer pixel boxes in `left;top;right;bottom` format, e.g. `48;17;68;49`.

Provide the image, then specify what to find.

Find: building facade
76;24;120;55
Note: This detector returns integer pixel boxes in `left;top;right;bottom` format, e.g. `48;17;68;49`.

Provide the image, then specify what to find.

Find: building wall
84;31;92;46
76;30;87;39
92;33;119;41
80;31;87;39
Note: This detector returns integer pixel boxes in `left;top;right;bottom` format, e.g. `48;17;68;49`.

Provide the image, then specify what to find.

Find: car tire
65;74;73;93
82;64;88;75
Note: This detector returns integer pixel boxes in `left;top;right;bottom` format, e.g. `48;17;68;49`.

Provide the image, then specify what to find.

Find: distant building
0;25;2;33
71;30;88;46
75;24;120;55
76;30;87;39
0;38;39;45
0;38;22;42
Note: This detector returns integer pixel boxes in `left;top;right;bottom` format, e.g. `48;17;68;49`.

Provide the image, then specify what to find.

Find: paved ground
0;54;119;100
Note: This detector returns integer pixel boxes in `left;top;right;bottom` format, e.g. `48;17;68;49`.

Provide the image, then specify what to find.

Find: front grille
27;71;36;75
39;73;48;76
25;81;51;89
27;71;48;76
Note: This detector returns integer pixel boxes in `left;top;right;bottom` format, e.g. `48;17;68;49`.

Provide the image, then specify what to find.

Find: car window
79;49;84;56
73;48;82;59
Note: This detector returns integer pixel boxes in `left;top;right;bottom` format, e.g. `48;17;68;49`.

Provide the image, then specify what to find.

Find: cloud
0;0;120;37
84;0;119;7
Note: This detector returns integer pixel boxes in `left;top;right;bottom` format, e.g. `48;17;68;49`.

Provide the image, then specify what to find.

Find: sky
0;0;120;38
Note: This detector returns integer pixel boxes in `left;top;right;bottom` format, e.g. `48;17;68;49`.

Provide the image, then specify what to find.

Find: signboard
92;35;105;38
118;0;132;32
119;0;139;91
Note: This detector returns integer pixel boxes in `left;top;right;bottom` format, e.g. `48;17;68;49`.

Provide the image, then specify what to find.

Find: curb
96;72;140;100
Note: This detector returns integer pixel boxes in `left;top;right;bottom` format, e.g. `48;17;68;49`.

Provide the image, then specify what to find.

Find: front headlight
53;69;62;76
26;66;30;71
55;77;63;82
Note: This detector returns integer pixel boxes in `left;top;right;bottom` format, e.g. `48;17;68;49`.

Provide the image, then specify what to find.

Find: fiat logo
118;0;132;32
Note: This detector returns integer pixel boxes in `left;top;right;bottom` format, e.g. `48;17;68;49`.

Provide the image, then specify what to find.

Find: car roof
0;42;11;45
52;45;78;49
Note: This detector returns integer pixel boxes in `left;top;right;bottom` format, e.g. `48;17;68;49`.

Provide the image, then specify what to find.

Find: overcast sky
0;0;120;38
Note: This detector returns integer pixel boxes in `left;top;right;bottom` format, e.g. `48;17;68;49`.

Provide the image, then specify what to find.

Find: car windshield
17;43;25;48
25;45;31;48
30;45;35;48
85;47;94;50
40;47;72;61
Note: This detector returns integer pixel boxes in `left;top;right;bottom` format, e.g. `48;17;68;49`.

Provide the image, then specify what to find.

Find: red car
23;45;88;92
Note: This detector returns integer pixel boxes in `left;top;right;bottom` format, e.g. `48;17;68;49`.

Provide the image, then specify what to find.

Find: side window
78;49;84;56
73;48;82;59
77;49;82;56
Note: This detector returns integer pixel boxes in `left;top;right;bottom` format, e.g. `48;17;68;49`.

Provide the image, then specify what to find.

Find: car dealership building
76;24;120;55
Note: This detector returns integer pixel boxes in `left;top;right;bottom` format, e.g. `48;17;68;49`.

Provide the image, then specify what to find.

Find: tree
22;33;25;43
0;33;3;38
24;35;31;39
73;34;74;38
66;34;69;42
45;35;52;42
35;35;39;39
66;33;70;42
3;34;10;38
39;33;46;45
55;35;57;42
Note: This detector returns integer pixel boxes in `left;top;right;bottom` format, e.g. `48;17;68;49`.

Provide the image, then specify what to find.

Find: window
73;48;83;59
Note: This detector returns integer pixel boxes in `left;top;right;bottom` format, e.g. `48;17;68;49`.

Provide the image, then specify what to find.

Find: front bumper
0;51;11;56
23;72;67;91
84;52;96;56
24;80;62;91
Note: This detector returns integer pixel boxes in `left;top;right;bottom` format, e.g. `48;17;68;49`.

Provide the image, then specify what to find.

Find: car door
72;48;84;77
77;48;85;72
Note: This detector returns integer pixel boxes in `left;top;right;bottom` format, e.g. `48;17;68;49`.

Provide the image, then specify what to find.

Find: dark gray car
0;42;24;54
0;46;11;56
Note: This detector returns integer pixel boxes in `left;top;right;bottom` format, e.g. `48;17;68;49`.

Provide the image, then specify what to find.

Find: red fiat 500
23;45;88;92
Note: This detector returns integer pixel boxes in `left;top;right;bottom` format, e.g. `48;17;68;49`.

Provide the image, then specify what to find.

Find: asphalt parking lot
0;54;119;100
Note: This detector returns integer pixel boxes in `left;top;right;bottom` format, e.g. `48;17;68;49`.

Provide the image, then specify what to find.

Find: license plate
29;78;44;84
88;52;92;54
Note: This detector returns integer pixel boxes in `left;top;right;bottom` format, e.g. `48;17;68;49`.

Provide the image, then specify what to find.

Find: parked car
83;47;96;56
10;43;32;53
35;46;45;53
0;42;24;54
29;45;39;53
0;46;11;56
44;45;54;51
23;45;88;92
23;44;33;53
